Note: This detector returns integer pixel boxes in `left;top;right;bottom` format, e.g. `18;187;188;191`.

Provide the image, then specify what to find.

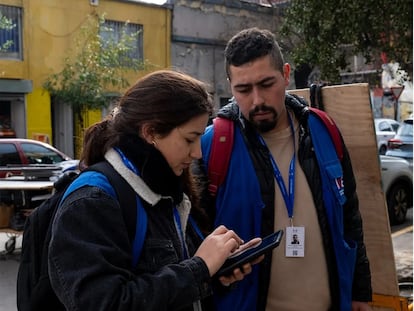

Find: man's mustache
250;105;275;115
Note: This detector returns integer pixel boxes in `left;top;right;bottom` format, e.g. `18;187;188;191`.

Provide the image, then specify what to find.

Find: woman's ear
140;123;154;145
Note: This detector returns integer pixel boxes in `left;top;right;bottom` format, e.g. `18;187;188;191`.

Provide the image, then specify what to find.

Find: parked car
0;138;78;178
374;118;400;155
380;155;413;225
386;116;413;162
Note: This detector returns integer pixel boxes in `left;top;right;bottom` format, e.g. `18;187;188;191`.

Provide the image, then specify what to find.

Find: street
391;208;413;301
0;211;412;311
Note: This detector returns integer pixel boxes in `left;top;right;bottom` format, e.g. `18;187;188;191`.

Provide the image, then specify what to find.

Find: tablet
216;229;284;277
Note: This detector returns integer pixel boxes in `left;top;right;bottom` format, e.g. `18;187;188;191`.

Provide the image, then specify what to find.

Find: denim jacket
48;144;213;311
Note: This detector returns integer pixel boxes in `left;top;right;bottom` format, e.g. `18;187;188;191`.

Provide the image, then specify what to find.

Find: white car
374;118;400;155
380;155;413;225
386;116;413;162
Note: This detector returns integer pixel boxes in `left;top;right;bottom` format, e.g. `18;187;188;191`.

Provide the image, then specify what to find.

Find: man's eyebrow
234;76;276;88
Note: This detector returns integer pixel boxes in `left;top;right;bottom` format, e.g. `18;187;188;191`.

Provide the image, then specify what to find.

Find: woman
48;70;252;310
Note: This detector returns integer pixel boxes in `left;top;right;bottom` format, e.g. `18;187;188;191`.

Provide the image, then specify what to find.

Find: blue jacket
197;94;372;311
202;120;263;310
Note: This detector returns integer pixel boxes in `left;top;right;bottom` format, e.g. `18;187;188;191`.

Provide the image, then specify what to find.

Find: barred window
0;5;23;60
100;20;143;66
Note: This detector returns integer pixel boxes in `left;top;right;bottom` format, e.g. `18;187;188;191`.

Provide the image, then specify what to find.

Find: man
194;28;372;311
291;234;300;245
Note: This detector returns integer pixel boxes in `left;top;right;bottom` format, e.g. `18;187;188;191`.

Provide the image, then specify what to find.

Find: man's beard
248;105;277;133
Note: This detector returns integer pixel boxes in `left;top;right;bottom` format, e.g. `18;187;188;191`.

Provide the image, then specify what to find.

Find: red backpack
207;108;343;197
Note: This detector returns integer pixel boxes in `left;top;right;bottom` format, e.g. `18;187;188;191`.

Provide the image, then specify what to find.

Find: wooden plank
288;83;400;299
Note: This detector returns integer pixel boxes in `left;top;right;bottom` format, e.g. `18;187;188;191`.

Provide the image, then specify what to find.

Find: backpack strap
307;108;354;311
309;107;344;161
206;109;343;199
62;161;146;268
208;117;234;197
88;162;138;243
91;162;146;268
310;83;325;111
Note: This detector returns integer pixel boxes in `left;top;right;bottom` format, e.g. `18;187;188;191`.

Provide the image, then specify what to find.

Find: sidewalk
0;233;21;311
0;221;412;311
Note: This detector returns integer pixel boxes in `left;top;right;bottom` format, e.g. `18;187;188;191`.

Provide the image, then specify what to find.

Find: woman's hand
194;228;263;285
194;225;243;275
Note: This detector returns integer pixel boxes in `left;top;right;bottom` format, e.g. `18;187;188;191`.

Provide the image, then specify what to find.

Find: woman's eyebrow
188;130;203;136
178;128;203;136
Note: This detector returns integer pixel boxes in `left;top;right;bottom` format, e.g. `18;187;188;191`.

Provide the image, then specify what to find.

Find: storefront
0;79;32;138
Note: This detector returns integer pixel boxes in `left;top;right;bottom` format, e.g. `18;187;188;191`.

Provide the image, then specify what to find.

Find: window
397;122;413;137
378;121;392;132
100;20;143;66
21;143;65;165
390;122;400;132
0;5;23;60
0;143;21;166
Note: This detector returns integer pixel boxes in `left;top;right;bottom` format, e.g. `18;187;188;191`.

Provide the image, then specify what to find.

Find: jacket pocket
336;238;357;311
136;239;178;272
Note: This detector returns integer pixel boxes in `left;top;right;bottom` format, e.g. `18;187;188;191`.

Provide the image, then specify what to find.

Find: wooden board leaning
289;83;404;310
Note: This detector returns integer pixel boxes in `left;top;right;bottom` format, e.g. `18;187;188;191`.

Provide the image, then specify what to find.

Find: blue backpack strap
61;163;147;268
188;216;204;241
132;197;147;267
308;113;357;311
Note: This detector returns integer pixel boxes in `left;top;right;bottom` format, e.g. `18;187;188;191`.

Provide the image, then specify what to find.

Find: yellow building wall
0;0;171;146
26;89;52;142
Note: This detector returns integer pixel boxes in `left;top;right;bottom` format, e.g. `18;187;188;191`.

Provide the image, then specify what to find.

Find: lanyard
116;148;192;258
115;148;138;174
173;207;189;259
258;113;296;219
116;148;203;258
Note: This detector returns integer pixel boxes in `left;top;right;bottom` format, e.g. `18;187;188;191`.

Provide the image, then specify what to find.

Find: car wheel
387;182;410;225
379;145;387;155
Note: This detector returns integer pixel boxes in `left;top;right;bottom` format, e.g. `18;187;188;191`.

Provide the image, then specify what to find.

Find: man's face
228;55;290;133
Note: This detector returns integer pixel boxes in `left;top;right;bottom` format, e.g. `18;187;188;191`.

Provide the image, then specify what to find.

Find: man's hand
352;301;372;311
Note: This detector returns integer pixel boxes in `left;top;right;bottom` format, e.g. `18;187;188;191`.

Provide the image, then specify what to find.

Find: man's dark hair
224;27;285;79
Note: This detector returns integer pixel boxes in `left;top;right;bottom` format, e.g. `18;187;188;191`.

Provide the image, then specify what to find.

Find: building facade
0;0;171;157
169;0;287;109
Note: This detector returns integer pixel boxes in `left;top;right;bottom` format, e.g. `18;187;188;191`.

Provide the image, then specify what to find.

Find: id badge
285;226;305;257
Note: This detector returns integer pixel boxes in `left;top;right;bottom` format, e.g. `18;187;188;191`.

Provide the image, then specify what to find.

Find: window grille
0;5;23;60
100;20;143;66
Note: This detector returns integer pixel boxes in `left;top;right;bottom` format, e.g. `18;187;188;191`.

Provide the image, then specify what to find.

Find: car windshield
397;123;413;137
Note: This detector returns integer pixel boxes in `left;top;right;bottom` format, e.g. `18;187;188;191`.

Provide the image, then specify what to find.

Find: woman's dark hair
80;71;213;224
81;70;213;166
224;27;285;79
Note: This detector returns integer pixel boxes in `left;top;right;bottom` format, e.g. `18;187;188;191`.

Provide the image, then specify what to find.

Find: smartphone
216;229;284;277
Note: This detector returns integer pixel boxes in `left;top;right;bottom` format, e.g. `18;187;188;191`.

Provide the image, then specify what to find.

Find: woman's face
154;113;209;176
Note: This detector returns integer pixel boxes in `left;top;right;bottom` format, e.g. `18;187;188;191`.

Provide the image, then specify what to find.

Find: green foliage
0;11;15;51
43;14;145;121
280;0;413;83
